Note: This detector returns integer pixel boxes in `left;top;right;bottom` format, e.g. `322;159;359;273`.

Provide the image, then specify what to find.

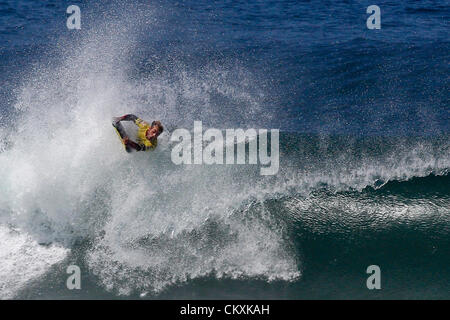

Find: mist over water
0;2;299;297
0;0;448;298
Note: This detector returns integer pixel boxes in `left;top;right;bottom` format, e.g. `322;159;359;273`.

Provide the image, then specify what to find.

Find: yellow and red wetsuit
112;114;157;152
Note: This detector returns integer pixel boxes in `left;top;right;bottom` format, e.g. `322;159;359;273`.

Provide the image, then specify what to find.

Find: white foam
0;11;298;296
0;225;68;299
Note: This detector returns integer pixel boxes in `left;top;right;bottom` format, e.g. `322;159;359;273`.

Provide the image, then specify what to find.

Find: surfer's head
147;121;164;140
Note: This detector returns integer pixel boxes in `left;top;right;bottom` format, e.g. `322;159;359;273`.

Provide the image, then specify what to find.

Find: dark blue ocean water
0;0;449;299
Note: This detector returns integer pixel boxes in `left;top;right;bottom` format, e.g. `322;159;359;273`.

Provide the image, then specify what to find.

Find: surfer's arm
114;114;139;123
123;137;146;152
114;114;149;129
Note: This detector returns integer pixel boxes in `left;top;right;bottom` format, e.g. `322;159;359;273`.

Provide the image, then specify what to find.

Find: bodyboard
112;121;132;153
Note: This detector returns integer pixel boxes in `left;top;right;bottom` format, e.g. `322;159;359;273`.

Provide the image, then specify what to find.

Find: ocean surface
0;0;448;299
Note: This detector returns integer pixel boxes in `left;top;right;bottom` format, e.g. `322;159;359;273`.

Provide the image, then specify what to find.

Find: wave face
0;0;449;298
